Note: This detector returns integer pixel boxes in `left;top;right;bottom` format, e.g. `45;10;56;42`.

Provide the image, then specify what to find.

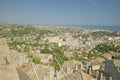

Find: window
25;56;28;59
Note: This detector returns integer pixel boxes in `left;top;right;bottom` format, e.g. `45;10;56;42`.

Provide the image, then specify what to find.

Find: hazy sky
0;0;120;26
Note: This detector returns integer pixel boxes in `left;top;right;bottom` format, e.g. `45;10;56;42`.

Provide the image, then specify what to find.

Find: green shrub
33;57;41;64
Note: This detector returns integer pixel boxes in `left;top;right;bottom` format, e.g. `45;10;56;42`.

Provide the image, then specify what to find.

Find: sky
0;0;120;26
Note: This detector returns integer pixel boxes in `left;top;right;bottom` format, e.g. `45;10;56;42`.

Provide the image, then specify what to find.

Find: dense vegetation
91;31;120;37
33;57;41;64
95;43;120;53
41;46;68;71
0;24;53;38
73;43;120;62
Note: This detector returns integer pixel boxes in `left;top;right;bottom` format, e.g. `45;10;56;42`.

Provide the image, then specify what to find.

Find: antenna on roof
53;53;67;80
32;62;40;80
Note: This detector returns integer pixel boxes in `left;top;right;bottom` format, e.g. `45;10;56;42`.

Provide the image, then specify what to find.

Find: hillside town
0;24;120;80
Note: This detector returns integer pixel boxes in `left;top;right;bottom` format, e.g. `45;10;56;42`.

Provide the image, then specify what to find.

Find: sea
73;25;120;31
34;24;120;31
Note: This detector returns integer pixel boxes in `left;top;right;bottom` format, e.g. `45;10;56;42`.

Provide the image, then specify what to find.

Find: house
27;64;55;80
103;53;112;60
60;71;95;80
114;59;120;72
55;60;82;80
10;50;29;67
110;52;120;59
92;63;100;71
62;60;82;74
34;54;53;63
91;58;105;71
64;50;74;58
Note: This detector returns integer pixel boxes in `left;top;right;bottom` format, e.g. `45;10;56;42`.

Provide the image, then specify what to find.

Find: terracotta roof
18;63;32;73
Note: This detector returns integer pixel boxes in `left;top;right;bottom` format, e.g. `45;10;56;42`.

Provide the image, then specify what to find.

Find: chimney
100;73;103;80
117;66;120;72
88;67;91;75
96;71;99;80
4;57;9;65
109;77;113;80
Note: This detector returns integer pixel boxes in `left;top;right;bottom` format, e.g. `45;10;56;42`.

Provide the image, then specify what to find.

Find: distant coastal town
0;24;120;80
